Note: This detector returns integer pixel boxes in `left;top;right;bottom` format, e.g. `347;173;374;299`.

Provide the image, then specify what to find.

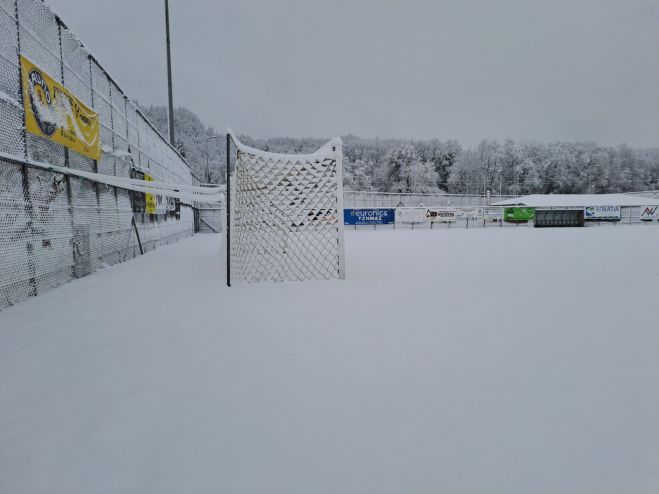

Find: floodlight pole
205;137;210;183
164;0;175;145
226;134;231;287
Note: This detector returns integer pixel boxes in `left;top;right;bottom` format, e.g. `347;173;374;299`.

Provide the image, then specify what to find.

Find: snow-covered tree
383;145;439;193
141;105;226;184
140;104;658;194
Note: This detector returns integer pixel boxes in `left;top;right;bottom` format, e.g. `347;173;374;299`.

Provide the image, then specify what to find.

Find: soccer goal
225;131;345;285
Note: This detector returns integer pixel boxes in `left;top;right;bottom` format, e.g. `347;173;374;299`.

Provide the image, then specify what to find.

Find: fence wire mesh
0;0;195;308
344;190;517;208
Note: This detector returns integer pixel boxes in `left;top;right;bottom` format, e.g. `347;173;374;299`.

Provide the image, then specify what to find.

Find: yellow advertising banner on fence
144;173;157;214
143;172;167;215
20;55;101;160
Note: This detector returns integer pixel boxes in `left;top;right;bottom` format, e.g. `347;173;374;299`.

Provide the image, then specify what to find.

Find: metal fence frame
0;0;198;308
344;190;517;208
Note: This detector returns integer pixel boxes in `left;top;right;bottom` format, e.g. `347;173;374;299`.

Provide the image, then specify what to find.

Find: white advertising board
482;208;502;220
584;206;620;220
427;208;457;222
395;207;457;223
455;208;483;220
640;205;659;221
395;208;427;223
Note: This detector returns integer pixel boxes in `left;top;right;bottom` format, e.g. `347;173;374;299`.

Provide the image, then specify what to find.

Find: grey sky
49;0;658;147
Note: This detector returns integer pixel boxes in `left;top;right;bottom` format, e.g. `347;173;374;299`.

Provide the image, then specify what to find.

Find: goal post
226;131;345;284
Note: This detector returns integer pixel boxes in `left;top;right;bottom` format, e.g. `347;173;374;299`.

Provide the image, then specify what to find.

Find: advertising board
426;208;457;222
143;173;167;215
395;208;456;223
482;208;502;221
503;207;535;222
640;205;659;221
455;208;482;220
584;206;620;220
21;56;101;160
344;208;395;225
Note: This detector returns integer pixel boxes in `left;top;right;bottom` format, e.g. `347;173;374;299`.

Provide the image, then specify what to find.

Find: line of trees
142;105;659;195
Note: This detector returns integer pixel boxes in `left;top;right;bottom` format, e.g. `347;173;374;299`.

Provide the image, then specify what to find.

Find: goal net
227;132;346;284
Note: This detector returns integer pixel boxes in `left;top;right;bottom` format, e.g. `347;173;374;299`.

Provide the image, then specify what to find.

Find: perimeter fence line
345;205;654;231
0;0;198;309
344;190;517;208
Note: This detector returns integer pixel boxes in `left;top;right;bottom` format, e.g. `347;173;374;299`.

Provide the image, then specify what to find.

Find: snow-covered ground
1;227;658;494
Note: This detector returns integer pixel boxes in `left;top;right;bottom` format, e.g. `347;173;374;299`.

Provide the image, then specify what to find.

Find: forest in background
143;105;659;195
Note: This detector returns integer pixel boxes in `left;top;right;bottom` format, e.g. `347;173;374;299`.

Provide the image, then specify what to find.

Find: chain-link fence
344;190;517;208
0;0;196;309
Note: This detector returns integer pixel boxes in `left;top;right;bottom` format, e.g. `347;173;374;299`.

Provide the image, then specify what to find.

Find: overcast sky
48;0;659;147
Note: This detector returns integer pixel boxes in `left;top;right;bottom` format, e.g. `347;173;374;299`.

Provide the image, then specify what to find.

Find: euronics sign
344;208;395;225
503;207;535;222
584;206;620;220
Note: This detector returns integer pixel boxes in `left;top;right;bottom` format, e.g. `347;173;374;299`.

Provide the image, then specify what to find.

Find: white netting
229;132;345;283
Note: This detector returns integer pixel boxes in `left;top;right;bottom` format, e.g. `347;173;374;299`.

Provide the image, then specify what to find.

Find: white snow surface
1;227;659;494
493;193;659;207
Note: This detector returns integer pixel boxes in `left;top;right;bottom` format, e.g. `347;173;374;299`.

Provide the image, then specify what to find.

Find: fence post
106;77;120;205
88;57;101;204
226;134;231;287
14;0;37;297
57;20;77;279
123;95;138;256
87;56;105;262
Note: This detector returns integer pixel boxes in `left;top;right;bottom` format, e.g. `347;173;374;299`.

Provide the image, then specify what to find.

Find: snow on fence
0;0;197;309
344;190;517;208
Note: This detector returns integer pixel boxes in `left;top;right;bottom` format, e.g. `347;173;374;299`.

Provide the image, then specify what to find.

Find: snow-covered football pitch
1;226;658;494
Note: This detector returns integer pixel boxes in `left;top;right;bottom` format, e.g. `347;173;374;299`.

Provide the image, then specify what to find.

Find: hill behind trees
142;105;659;194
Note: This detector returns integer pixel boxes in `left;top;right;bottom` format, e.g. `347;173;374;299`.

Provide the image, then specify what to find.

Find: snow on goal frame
226;131;346;285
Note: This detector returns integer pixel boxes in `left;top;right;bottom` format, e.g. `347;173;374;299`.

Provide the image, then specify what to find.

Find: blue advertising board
344;208;395;225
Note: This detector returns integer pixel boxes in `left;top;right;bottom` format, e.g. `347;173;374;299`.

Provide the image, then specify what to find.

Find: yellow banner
144;173;157;214
20;55;101;160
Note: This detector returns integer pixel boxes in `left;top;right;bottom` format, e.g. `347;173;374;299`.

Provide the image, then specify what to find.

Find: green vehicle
503;207;535;223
